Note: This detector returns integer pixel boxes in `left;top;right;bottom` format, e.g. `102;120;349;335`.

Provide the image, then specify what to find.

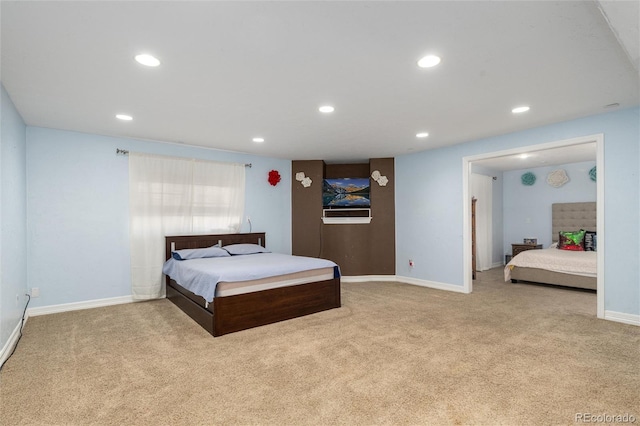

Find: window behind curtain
129;152;245;299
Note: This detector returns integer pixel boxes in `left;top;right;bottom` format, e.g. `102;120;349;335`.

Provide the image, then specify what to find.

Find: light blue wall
1;85;28;350
3;99;638;346
26;127;292;308
396;144;467;285
503;161;596;253
396;107;639;316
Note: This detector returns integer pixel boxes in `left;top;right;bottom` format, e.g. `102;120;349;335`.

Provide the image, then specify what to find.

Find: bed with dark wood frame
164;232;341;336
510;202;597;290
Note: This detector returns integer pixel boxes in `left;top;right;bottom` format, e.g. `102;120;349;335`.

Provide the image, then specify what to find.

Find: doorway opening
462;134;604;318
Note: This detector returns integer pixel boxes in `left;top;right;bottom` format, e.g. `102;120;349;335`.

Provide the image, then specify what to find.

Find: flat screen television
322;178;370;208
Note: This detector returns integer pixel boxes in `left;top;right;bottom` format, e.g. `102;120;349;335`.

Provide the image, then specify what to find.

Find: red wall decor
268;170;281;186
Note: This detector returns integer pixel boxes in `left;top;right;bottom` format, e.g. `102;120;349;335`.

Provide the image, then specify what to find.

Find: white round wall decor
371;169;388;186
546;169;569;188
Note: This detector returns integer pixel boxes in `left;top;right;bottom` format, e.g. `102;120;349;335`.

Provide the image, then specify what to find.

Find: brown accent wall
291;160;324;257
325;163;370;179
292;158;395;276
368;158;395;274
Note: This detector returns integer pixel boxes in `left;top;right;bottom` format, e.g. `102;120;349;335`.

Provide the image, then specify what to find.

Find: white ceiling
1;1;638;163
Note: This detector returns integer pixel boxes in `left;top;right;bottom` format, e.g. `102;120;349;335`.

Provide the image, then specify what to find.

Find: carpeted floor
1;268;638;425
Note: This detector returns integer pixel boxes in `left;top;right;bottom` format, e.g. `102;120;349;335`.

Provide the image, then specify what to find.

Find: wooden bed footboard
213;277;340;336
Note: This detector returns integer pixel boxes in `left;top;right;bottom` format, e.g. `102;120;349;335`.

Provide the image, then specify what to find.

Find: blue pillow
172;245;230;260
222;243;269;255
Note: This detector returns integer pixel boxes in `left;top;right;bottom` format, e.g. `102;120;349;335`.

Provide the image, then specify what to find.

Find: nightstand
511;243;543;257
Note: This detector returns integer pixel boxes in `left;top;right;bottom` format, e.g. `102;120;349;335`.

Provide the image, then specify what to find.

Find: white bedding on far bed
504;247;596;281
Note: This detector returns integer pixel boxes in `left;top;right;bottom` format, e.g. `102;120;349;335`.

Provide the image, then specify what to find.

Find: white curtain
129;153;245;299
471;173;493;271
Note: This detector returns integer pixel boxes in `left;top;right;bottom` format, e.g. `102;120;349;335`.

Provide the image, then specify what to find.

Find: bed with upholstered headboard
506;202;597;290
163;232;341;336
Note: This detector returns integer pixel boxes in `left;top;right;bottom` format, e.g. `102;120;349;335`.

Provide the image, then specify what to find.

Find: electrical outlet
31;287;40;298
246;216;251;223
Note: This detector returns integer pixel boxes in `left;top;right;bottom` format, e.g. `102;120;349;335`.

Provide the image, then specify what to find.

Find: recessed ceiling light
252;137;265;143
512;106;530;114
134;54;161;67
417;55;441;68
319;105;335;113
116;114;133;121
416;132;429;138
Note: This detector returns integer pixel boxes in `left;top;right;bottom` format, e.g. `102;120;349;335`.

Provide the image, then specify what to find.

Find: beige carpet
1;268;638;425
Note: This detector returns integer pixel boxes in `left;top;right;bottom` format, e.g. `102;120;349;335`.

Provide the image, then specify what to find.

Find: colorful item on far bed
583;231;597;251
558;230;586;251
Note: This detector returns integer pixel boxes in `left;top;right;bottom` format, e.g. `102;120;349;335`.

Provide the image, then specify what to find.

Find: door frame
462;133;604;318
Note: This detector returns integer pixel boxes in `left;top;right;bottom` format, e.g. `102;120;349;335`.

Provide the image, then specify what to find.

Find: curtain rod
116;148;252;168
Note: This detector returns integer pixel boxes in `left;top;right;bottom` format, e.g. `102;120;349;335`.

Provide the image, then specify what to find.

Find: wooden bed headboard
552;202;596;242
165;232;266;260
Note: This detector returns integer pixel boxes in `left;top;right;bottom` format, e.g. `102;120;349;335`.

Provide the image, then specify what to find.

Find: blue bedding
163;252;340;302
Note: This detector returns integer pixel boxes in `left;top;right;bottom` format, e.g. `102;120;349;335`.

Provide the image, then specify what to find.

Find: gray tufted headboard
552;202;597;242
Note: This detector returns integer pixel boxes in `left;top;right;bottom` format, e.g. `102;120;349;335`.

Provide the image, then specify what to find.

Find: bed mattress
215;267;335;297
163;252;340;302
504;247;596;281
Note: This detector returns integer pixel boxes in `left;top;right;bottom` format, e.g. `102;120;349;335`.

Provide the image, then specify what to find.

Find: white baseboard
341;275;398;283
396;276;469;293
0;319;26;368
342;275;468;294
2;295;135;367
604;310;640;326
27;295;136;317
